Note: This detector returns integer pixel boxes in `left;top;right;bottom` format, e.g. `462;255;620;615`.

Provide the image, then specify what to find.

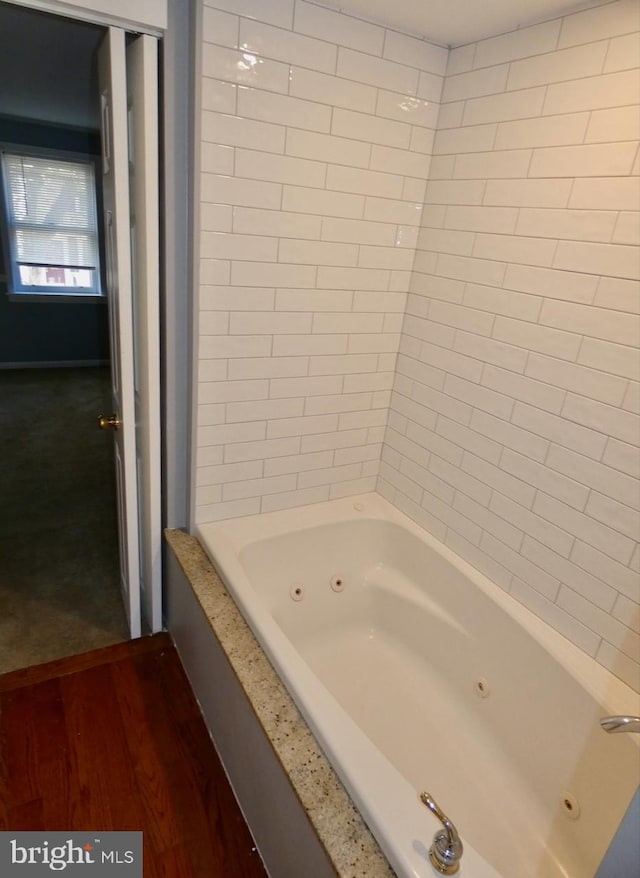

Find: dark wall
0;117;110;365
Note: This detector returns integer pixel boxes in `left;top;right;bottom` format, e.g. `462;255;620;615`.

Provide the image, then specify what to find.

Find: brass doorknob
98;413;121;431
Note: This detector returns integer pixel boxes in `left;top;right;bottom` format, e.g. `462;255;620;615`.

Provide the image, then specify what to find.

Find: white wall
193;0;446;522
380;0;640;690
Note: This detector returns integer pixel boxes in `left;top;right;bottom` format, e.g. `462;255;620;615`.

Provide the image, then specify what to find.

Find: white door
126;34;162;633
99;26;141;639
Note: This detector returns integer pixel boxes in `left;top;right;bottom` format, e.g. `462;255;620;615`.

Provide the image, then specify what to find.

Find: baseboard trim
0;359;110;369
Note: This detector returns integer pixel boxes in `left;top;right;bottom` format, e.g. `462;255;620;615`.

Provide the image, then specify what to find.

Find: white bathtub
197;493;639;878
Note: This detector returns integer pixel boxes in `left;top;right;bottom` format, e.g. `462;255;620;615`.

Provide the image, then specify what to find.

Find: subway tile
463;87;546;125
472;408;549;461
204;0;293;28
308;353;378;375
426;180;486;205
555;241;640;281
301;428;367;453
282;185;364;219
504;264;597;304
563;393;639;446
334;443;381;465
546;444;640;509
445;206;518;235
317;267;390;291
463;283;541;321
370;145;430;179
227;357;307;380
412;381;473;424
491;493;572;556
455;149;532;180
267;413;337;439
279;238;358;266
323;217;396;246
569;177;640;212
442;64;509;103
337;47;419;95
294;0;385;55
613;211;640;246
522;536;618;610
437;416;503;465
375;90;440;129
344;371;395;393
383;31;448;75
480;532;559;601
493;317;581;361
433;124;497;156
501;448;588;511
462;451;536;507
235;148;326;188
358;246;414;271
313;313;384;334
332;107;411;148
482;364;564;414
201;142;234;175
197;403;225;427
201;201;231;233
298;463;363;489
430;300;494;336
330;476;378;499
437;101;465;129
198;360;228;382
273;334;346;357
239;18;338;74
198;420;265;447
223;473;297;501
401;457;455;504
454;331;528;373
512;401;607;460
447;44;475;76
326;164;403;199
405;421;463;466
543;69;640;115
417;71;444;103
200;285;275;311
586;492;639;542
202;173;281;209
509;579;600;656
473;20;561;68
436;253;506;287
558;0;639;48
495;113;589;150
508;41;608;91
456;493;525;550
429;455;492;505
195;497;260;524
529;142;638;179
289;66;377;113
285;127;371;169
199;378;268;404
202;79;237;114
586;106;640;144
541;300;639;347
201;43;290;92
224;436;301;463
578;337;640;380
269;375;342;398
200;259;230;285
199;312;229;335
201;111;285;152
199;334;271;359
517;208;617;243
195;445;224;467
612;594;640;635
571;540;640;603
338;408;387;430
474;233;556;268
201;231;277;262
421;491;483;545
196;459;263;487
623;381;640;414
202;6;238;48
533;492;634;564
231;261;317;288
409;126;436;156
229;311;312;334
276;288;352;311
483;178;573;209
262;486;330;513
237;87;331;132
233;207;321;239
605;31;640;72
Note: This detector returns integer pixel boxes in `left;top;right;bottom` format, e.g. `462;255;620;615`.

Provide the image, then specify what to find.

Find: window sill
7;291;107;304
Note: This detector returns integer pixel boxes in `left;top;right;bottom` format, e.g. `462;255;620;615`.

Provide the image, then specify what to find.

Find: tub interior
202;496;640;878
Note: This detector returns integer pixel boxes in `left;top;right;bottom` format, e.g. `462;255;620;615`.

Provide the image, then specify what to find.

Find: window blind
2;151;100;271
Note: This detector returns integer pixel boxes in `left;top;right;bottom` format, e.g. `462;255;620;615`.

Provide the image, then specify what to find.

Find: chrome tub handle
600;715;640;733
419;792;463;874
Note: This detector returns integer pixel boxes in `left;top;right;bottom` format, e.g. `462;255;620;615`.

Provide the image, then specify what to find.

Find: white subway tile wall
380;0;640;691
195;0;445;520
194;0;640;692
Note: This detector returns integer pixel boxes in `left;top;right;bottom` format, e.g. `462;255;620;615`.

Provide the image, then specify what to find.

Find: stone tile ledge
165;528;395;878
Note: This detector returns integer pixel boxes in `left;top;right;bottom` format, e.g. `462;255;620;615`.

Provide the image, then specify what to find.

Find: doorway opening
0;2;129;673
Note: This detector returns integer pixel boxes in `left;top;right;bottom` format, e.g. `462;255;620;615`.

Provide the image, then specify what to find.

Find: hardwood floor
0;633;267;877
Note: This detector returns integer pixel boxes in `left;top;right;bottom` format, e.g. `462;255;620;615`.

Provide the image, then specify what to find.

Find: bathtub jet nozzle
419;792;463;875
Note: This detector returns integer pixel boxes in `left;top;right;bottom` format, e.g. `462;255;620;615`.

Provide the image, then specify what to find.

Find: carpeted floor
0;366;129;674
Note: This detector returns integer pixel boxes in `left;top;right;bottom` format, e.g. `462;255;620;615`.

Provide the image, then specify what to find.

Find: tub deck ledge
164;527;395;878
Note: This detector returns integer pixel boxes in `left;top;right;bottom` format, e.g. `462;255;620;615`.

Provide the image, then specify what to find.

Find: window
0;147;102;298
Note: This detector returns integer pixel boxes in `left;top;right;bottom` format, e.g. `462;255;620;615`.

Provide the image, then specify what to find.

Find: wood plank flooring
0;633;267;877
